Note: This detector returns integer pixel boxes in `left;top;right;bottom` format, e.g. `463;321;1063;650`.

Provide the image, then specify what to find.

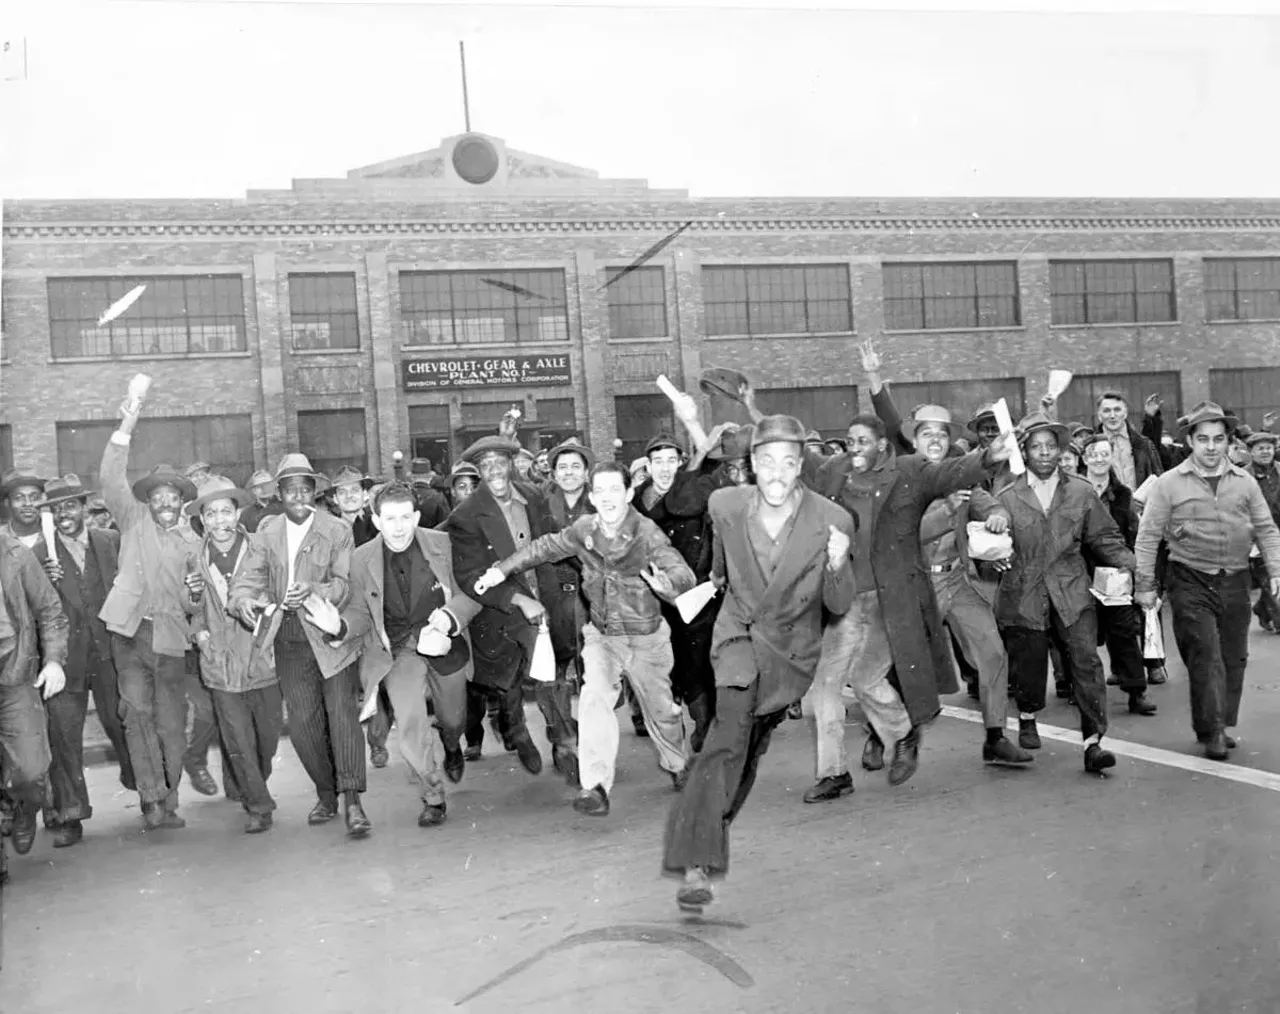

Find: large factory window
702;265;852;337
47;276;247;359
1052;372;1181;428
1210;367;1280;430
614;394;676;464
1204;259;1280;322
884;378;1026;428
605;266;668;339
1049;260;1176;326
289;273;360;351
882;262;1020;331
753;386;859;440
56;415;255;488
297;408;368;479
399;269;569;346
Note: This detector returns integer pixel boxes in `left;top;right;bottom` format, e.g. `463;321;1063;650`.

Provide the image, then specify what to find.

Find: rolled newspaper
1046;370;1073;403
41;510;57;562
655;374;682;401
991;398;1026;475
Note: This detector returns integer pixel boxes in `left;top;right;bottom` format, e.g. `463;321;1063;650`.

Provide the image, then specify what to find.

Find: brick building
3;131;1280;486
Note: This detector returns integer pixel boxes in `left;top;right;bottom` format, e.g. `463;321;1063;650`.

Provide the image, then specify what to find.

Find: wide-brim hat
274;453;328;491
547;437;595;471
36;474;94;508
751;414;807;450
247;468;275;491
183;461;212;478
1177;401;1239;439
698;366;751;402
1016;411;1072;449
903;404;968;442
331;465;374;491
709;424;754;462
132;463;198;504
968;404;999;432
85;493;109;513
185;476;253;517
461;435;522;464
1246;430;1278;447
1;470;47;499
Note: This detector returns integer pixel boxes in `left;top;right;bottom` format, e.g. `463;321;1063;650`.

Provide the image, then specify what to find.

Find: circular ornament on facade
452;135;500;185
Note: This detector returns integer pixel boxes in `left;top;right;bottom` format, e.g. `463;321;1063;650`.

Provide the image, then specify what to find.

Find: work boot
1146;665;1168;685
803;772;854;803
512;735;543;775
676;867;713;912
1018;718;1041;750
369;745;390;769
443;746;466;784
344;798;373;838
244;813;273;834
887;727;921;787
553;746;579;788
786;702;803;721
51;819;84;849
1084;743;1117;774
982;735;1033;765
1128;692;1157;716
1204;731;1230;761
186;766;218;797
463;744;483;762
1197;732;1236;749
572;786;609;817
157;808;186;830
307;798;339;825
417;802;447;828
10;803;37;855
861;731;885;772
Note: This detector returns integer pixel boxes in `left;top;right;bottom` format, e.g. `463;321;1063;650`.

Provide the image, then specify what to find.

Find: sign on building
402;353;572;391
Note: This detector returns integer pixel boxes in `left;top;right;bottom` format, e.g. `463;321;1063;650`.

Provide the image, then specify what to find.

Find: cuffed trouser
0;682;52;808
579;622;687;796
1096;602;1148;695
45;688;91;822
381;643;468;807
1167;562;1251;738
210;685;283;816
1003;602;1108;742
113;622;187;810
663;682;785;880
812;591;911;779
933;572;1009;730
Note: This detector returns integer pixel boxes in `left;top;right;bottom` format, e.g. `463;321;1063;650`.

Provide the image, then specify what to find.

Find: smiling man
1;470;48;550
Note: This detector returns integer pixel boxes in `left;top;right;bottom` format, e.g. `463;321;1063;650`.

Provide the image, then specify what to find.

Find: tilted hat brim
1179;413;1239;438
132;473;198;503
1018;422;1073;448
185;487;254;517
1;475;47;498
548;445;595;470
461;436;523;463
276;469;331;493
36;487;94;508
968;410;998;431
698;367;751;401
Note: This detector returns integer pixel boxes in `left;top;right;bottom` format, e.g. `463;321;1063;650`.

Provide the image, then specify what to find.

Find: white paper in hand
528;624;556;682
992;398;1026;475
417;627;451;657
676;581;718;624
1046;370;1073;402
41;511;57;562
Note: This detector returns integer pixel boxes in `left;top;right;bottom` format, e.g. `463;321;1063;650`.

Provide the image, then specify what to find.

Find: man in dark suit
33;475;133;846
441;435;578;783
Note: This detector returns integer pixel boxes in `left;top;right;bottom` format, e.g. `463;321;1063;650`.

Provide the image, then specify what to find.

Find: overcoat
33;528;119;690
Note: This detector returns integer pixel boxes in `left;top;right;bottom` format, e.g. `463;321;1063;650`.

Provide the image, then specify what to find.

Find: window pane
701;264;852;337
605;266;667;338
400;270;568;346
882;262;1018;331
1050;260;1175;324
289;274;360;350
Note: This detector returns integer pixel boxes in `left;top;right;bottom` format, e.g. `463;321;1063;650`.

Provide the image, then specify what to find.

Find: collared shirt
285;512;315;588
744;489;801;582
57;528;90;573
1028;471;1061;514
1109;428;1136;488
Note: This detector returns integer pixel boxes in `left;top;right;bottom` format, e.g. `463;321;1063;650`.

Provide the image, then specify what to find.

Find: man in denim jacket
474;461;695;818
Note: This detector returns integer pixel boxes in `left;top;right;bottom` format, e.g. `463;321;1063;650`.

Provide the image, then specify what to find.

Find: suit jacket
33;528;119;685
709;485;857;716
227;509;355;679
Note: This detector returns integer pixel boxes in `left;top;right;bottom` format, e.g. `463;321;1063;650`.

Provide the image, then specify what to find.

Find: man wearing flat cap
1134;402;1280;760
1;469;49;550
1244;430;1280;632
441;434;578;782
32;475;131;846
97;390;203;830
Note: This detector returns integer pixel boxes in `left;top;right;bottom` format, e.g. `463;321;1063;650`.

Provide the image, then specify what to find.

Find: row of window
28;257;1280;361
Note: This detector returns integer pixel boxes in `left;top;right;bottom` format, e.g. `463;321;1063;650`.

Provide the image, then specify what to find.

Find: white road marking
940;704;1280;794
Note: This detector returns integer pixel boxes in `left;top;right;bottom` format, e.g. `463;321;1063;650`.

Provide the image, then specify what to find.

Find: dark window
56;415;255;489
408;404;452;473
1049;260;1176;325
753;386;859;438
1204;259;1280;322
297;408;368;479
1210;367;1280;430
289;274;360;350
614;394;676;464
47;276;247;359
702;265;852;337
399;270;569;346
0;424;11;475
883;262;1020;331
605;266;668;339
885;378;1026;429
1053;372;1182;429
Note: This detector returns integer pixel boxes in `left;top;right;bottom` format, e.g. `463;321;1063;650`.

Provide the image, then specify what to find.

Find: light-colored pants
382;645;464;807
579;621;687;796
933;570;1009;729
812;590;912;780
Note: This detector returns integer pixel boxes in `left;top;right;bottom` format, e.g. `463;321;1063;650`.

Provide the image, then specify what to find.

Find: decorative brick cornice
4;215;1280;242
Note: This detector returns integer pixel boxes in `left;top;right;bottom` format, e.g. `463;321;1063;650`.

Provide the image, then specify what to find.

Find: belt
928;560;962;574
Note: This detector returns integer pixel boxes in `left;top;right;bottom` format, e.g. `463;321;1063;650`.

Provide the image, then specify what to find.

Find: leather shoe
1146;666;1168;685
513;736;543;775
1128;693;1157;716
553;746;579;787
803;772;854;803
887;727;921;787
370;746;390;769
983;736;1033;765
157;809;186;830
572;786;609;817
632;716;650;738
1204;731;1230;761
52;819;84;848
786;702;803;720
244;813;273;834
417;802;447;828
463;744;483;762
1106;673;1122;687
676;869;713;912
861;732;885;772
1084;743;1117;774
186;766;219;797
443;747;466;784
344;800;373;838
1018;718;1041;750
307;799;339;825
1197;732;1236;749
11;804;37;855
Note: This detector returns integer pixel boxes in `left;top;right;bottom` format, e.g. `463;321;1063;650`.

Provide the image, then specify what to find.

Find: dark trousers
114;623;187;809
276;638;366;804
1251;558;1280;629
1096;602;1147;695
1167;563;1251;737
87;647;135;791
668;612;718;751
466;642;577;756
662;682;787;880
0;682;52;808
45;689;91;822
210;685;283;815
183;666;239;796
1003;602;1109;741
364;684;394;751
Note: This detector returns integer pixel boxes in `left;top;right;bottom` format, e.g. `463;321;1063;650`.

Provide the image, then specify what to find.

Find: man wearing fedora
229;454;371;837
1134;402;1280;760
240;469;285;535
97;395;203;829
183;476;282;834
441;434;578;781
1;469;48;550
328;466;378;548
996;411;1136;774
662;414;856;911
32;474;133;845
1244;430;1280;632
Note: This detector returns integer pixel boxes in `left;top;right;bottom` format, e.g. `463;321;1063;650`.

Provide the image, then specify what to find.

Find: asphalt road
4;614;1280;1014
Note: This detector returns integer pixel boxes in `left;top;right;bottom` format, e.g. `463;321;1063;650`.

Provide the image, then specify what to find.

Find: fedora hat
1246;430;1278;447
547;437;595;472
751;414;807;450
698;366;751;402
86;493;109;514
132;463;198;504
183;461;212;478
274;453;327;489
331;465;374;491
709;424;754;462
968;403;999;432
461;435;522;464
185;475;252;517
1;469;47;499
903;404;968;442
247;468;275;491
37;474;94;508
1178;401;1238;439
1016;411;1072;449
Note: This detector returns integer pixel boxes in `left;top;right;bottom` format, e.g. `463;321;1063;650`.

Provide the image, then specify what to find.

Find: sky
2;0;1280;201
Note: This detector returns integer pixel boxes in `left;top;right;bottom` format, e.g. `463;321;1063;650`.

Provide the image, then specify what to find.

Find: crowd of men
1;358;1278;914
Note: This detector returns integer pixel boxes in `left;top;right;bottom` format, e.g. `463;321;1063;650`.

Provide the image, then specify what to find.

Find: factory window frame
605;266;668;339
1049;260;1176;326
1204;258;1280;322
752;386;859;439
47;276;248;360
614;394;676;464
399;269;570;346
289;273;360;351
297;408;368;479
55;415;255;489
882;262;1020;331
702;265;853;337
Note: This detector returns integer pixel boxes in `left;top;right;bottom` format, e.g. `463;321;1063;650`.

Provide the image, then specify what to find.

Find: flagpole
459;41;471;132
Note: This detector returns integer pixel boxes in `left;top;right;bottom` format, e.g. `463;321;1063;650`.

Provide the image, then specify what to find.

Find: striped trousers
276;630;366;803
